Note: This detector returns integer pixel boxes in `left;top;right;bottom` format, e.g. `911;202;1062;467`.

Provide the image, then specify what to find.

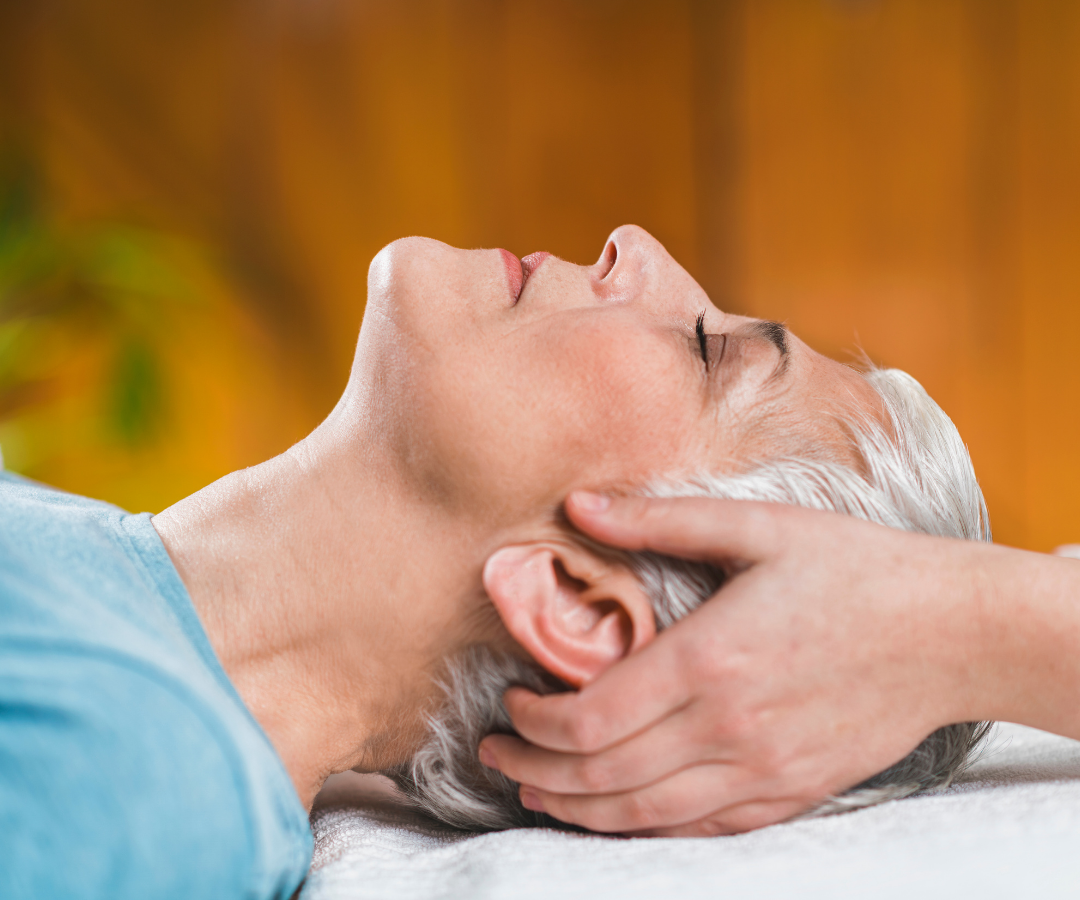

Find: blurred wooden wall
1;0;1078;549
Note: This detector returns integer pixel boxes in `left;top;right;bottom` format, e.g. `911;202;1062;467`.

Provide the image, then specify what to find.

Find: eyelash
695;311;709;364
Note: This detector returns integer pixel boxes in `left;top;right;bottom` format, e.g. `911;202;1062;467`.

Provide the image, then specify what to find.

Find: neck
153;411;480;808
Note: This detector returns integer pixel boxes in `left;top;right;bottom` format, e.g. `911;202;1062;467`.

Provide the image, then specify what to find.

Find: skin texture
480;494;1080;836
153;225;889;812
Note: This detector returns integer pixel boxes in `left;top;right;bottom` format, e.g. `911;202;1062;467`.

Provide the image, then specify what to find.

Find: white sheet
303;723;1080;899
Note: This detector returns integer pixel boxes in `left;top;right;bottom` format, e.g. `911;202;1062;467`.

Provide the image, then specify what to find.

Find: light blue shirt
0;472;313;899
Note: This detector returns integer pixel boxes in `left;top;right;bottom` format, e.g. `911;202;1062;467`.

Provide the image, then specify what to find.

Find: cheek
540;334;675;450
484;326;701;492
387;317;703;514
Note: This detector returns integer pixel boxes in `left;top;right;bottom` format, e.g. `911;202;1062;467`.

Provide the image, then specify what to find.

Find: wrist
959;543;1080;738
917;537;998;729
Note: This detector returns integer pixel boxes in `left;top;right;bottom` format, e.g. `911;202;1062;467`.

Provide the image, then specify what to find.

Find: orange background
1;0;1078;550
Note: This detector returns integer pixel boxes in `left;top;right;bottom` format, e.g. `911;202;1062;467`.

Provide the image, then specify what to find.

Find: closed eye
694;311;726;371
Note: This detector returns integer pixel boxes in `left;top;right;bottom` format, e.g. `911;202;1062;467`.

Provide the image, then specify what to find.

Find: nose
591;224;665;302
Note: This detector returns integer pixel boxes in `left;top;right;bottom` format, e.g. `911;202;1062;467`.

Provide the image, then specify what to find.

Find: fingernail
571;491;610;513
520;790;546;813
478;746;497;768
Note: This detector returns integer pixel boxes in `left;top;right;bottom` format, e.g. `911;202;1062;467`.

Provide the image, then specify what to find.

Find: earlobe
483;543;656;687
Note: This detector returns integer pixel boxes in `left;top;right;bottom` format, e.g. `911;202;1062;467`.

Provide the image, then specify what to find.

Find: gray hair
388;367;992;829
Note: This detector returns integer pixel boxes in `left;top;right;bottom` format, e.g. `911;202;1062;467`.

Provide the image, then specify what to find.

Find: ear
482;542;657;688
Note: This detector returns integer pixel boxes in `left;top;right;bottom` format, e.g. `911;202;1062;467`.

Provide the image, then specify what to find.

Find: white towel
304;723;1080;899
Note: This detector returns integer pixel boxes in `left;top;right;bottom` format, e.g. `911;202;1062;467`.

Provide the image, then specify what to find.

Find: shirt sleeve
0;649;260;900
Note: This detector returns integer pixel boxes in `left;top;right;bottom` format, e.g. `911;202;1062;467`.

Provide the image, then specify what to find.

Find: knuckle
750;741;798;780
638;499;687;538
715;815;753;835
747;504;785;541
693;815;736;838
635;498;670;525
620;792;662;831
575;758;616;794
564;712;606;753
709;709;757;746
622;507;660;545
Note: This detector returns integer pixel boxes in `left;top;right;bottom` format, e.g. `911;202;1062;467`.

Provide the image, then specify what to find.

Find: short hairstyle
388;367;992;830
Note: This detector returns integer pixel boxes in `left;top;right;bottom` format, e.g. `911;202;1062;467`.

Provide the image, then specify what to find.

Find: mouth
499;249;551;303
498;249;523;302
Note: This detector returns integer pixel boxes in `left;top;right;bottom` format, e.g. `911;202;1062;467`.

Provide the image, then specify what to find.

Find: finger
503;633;694;753
627;797;812;837
480;704;714;795
519;762;763;834
565;493;804;563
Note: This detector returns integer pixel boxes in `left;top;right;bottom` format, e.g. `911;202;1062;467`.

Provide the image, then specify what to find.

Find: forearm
965;543;1080;739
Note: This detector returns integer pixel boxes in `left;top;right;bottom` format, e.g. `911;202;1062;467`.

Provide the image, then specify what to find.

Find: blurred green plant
0;147;199;471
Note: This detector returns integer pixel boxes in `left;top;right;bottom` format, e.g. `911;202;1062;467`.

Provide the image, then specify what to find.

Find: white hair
388;367;992;830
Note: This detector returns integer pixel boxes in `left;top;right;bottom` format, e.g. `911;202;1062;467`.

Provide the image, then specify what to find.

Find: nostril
597;239;618;279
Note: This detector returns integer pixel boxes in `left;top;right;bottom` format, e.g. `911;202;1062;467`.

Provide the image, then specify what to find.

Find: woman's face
352;225;882;522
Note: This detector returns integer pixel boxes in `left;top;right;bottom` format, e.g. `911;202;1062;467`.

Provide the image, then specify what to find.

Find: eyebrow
749;320;790;380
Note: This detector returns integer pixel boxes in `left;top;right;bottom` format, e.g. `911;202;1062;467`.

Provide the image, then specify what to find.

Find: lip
498;249;523;302
499;249;552;304
521;251;551;285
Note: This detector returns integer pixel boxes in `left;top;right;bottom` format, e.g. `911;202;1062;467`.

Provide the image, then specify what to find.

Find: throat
152;442;455;808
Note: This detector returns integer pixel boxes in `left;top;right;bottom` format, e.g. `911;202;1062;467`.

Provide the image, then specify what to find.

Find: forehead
697;332;885;472
795;343;885;426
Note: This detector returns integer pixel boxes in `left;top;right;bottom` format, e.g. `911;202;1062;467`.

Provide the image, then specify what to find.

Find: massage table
304;723;1080;899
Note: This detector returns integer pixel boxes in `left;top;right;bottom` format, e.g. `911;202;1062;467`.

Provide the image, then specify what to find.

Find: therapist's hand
478;493;1013;837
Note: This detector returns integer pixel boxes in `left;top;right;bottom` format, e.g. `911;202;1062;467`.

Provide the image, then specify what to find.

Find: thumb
565;493;802;564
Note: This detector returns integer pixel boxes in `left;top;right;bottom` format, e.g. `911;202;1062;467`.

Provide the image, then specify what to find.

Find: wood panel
1;0;1078;548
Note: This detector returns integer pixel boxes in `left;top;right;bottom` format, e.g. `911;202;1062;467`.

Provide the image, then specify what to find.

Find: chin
366;237;429;312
